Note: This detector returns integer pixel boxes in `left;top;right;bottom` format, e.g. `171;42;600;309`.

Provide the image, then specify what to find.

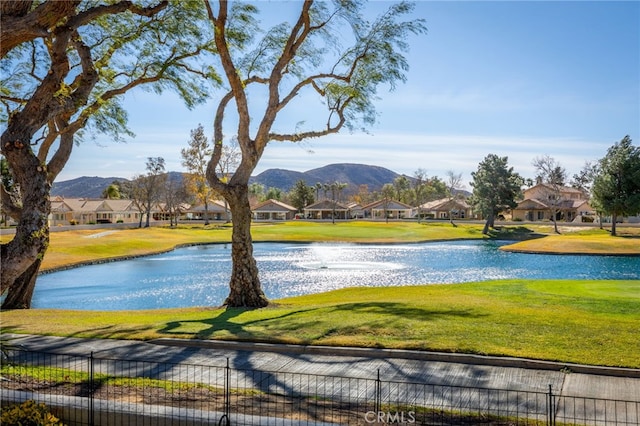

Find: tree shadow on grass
157;302;487;343
159;307;321;342
66;325;159;341
329;302;485;319
154;303;497;424
314;302;487;341
486;226;545;241
612;232;640;239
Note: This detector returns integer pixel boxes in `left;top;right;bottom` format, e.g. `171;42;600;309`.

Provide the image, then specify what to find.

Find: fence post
547;384;555;426
89;351;95;426
375;369;381;414
218;357;231;426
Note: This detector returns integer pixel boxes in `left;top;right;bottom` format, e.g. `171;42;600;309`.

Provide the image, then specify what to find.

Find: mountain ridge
51;163;409;198
249;163;407;193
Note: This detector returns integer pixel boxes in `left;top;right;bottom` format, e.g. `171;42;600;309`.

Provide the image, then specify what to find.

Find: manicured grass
2;279;639;368
248;220;485;242
36;225;234;271
502;227;640;255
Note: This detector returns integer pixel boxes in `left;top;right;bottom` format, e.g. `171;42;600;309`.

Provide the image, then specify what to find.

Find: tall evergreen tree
592;135;640;236
289;180;315;213
470;154;522;234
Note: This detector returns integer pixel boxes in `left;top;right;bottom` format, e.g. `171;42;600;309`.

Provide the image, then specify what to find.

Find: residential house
49;197;75;226
346;202;364;219
362;199;413;219
152;202;191;222
415;198;473;220
303;200;350;219
48;197;144;225
252;199;297;220
184;200;229;221
512;184;595;222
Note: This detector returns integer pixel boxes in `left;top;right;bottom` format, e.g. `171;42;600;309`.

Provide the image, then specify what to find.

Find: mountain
51;176;125;198
51;164;406;198
250;163;405;192
249;168;309;191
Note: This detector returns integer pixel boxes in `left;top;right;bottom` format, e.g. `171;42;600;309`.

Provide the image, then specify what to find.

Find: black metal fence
1;349;638;426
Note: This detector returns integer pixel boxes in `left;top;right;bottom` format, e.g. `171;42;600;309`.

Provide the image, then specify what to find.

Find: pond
32;240;640;310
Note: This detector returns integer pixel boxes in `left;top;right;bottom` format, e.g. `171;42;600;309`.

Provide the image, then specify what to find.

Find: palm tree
102;184;120;199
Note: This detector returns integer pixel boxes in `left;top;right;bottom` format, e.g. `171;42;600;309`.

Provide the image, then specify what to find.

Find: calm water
32;240;640;310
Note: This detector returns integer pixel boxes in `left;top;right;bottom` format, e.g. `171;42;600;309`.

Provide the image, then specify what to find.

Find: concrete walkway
3;334;639;425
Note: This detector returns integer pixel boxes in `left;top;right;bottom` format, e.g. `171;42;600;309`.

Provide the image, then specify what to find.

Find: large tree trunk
482;212;495;235
1;258;42;309
204;201;210;225
551;208;560;234
611;213;618;237
1;142;51;309
223;184;268;308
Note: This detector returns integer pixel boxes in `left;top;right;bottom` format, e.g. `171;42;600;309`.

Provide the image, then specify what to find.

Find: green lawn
502;227;640;255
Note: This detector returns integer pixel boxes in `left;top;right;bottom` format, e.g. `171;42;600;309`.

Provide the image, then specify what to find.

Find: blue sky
56;1;640;188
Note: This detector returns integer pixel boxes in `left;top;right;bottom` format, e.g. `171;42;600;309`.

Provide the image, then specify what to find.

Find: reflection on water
32;240;640;310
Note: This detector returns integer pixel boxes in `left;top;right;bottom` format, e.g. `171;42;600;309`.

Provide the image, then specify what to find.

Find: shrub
1;400;65;426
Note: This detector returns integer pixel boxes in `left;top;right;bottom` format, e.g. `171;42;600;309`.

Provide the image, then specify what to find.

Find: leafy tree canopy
470;154;522;234
1;0;219;308
591;135;640;236
201;0;426;307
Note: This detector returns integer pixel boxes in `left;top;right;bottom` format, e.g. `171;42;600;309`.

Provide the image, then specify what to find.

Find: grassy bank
2;279;639;368
501;226;640;255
